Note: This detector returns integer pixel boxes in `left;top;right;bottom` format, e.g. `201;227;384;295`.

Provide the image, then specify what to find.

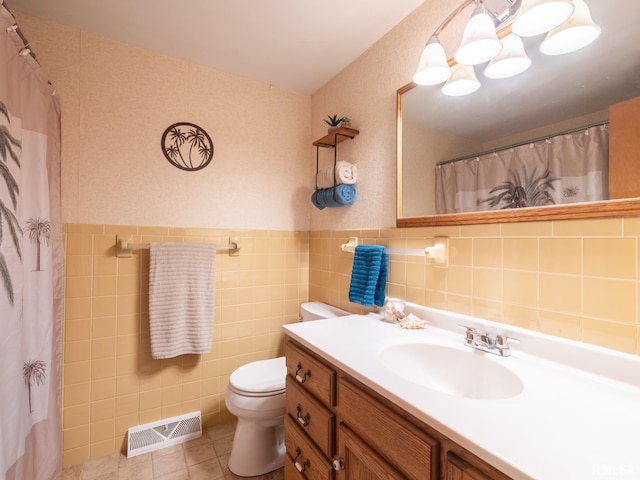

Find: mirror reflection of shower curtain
0;6;63;480
435;125;609;214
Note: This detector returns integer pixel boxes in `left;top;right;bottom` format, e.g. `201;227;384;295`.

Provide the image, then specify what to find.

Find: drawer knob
333;458;345;471
294;447;310;473
296;404;311;427
295;362;311;384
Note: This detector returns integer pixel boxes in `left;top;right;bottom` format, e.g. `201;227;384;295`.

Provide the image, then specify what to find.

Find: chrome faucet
458;325;519;357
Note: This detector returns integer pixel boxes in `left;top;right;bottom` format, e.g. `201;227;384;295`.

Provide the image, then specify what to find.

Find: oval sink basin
379;343;524;400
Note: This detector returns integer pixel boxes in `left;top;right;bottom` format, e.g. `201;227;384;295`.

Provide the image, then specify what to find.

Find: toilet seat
229;356;286;397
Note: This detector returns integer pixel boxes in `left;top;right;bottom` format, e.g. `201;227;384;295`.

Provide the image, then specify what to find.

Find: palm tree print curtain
435;124;609;214
0;5;63;480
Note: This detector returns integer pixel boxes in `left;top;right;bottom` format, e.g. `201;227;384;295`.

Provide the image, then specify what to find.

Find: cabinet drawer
287;376;335;457
286;341;336;406
284;415;334;480
338;378;439;480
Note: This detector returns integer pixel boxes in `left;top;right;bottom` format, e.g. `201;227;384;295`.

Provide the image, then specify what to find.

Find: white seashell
398;313;428;329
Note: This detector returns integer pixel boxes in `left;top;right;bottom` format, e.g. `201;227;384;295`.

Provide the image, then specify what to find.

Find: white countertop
283;303;640;480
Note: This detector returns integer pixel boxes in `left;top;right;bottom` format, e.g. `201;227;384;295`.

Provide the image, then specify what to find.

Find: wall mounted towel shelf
313;127;359;200
115;235;240;258
340;236;449;267
313;127;359;148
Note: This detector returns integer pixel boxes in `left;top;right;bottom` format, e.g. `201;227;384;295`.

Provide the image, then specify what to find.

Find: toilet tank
300;301;350;321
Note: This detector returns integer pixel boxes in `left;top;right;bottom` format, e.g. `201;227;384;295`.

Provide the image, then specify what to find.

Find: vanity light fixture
413;35;452;86
454;3;503;65
441;64;481;96
484;33;531;79
412;0;600;96
539;0;601;55
511;0;575;37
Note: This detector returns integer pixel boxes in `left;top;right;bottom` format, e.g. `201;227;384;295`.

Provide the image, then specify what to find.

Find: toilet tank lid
300;301;350;320
229;356;286;394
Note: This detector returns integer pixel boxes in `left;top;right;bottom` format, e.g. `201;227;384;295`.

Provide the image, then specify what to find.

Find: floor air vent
127;411;202;457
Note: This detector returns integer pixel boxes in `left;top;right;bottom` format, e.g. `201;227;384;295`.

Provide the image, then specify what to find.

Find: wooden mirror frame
396;83;640;227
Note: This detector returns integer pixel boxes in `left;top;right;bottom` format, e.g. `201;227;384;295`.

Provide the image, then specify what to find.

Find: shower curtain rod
436;120;609;167
4;4;38;61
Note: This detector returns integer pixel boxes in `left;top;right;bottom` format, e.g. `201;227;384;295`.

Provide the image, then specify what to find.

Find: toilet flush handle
295;362;311;383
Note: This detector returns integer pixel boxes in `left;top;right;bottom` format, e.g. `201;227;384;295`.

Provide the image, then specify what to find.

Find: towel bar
340;236;449;267
116;235;240;258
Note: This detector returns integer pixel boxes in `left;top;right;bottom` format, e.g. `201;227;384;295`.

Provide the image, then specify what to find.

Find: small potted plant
324;114;347;133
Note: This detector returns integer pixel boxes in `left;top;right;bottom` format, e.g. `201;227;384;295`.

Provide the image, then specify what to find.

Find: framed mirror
397;0;640;227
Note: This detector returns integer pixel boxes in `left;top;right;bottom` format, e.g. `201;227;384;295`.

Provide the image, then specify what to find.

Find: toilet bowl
225;301;349;477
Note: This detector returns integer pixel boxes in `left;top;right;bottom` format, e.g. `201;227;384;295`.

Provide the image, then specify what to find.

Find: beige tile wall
309;218;640;356
62;218;640;467
63;224;309;467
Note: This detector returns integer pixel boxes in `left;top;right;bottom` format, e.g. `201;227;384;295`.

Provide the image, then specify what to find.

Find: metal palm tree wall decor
161;122;214;171
0;100;22;306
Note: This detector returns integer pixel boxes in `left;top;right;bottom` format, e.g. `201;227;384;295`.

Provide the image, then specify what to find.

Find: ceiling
5;0;426;95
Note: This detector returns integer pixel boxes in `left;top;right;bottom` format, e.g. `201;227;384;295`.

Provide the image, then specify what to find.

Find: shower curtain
435;124;609;214
0;4;63;480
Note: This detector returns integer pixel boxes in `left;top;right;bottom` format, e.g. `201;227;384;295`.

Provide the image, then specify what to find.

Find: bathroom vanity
283;303;640;479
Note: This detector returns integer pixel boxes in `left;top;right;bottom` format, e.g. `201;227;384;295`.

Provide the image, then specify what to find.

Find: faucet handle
495;335;520;353
495;334;519;346
457;324;477;344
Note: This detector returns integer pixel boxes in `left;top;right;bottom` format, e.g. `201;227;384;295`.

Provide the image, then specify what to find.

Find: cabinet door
338;378;439;479
444;452;500;480
336;422;405;480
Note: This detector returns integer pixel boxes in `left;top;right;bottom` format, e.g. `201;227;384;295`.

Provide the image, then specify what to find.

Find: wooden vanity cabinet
285;340;337;480
284;339;513;480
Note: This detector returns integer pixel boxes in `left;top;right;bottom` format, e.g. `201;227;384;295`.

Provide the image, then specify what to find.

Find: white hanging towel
149;242;216;359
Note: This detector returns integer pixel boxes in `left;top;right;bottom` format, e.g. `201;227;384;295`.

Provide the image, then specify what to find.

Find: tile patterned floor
56;422;284;480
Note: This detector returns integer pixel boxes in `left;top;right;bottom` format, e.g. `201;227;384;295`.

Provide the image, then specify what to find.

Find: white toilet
224;301;349;477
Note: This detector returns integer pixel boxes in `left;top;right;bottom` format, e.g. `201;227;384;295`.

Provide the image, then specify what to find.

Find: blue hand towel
348;245;388;307
311;184;356;210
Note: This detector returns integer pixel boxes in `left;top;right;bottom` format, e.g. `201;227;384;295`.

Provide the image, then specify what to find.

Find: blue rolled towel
311;190;325;210
348;245;388;307
311;184;356;210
